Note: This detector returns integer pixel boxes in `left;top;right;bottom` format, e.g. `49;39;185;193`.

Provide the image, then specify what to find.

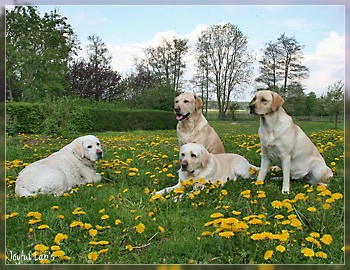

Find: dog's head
72;135;103;162
174;92;203;121
249;90;284;116
179;143;209;176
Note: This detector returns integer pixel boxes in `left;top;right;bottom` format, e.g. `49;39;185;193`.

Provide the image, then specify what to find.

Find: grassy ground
5;120;344;265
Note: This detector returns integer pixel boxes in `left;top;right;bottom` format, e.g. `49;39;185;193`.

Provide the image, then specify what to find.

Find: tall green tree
6;6;79;101
325;79;344;128
196;23;254;119
256;33;309;97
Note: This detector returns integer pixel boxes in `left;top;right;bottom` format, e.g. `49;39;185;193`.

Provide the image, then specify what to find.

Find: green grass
5;120;344;264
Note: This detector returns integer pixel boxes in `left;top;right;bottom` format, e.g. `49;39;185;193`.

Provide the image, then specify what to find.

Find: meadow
5;120;344;265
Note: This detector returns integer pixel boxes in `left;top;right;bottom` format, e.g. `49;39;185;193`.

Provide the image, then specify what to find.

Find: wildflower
248;218;263;225
219;231;234;239
56;215;65;219
158;226;165;233
307;207;317;212
323;203;331;210
98;241;109;245
301;248;315;257
276;245;286;253
271;200;283;209
202;231;212;236
231;210;241;215
125;244;133;251
54;233;68;244
264;250;273;260
316;251;328;259
101;215;109;220
89;229;98;237
37;224;50;230
210;212;224;219
70;221;84;228
115;219;122;226
52;250;65;259
274;214;284;220
320;234;333;245
27;211;42;220
332;193;343;200
290;218;302;228
310;232;320;238
28;219;42;224
84;223;92;230
34;244;49;253
39;259;50;264
135;222;145;234
88;251;99;262
51;245;60;251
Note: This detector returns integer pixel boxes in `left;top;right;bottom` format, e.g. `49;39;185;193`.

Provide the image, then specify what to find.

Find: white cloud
304;31;345;95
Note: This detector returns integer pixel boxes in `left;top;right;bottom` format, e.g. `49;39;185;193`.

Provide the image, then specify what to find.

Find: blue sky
8;4;346;99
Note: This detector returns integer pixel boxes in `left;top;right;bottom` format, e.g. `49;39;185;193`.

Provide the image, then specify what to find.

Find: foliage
323;79;344;128
6;6;79;102
256;33;309;95
5;121;344;264
6;100;177;135
196;23;254;119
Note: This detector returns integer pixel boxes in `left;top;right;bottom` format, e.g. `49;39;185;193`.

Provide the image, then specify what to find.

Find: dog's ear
271;92;284;112
73;139;85;158
194;94;203;111
201;148;210;167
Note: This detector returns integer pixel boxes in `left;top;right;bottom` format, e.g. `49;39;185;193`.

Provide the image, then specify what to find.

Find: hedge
6;102;177;135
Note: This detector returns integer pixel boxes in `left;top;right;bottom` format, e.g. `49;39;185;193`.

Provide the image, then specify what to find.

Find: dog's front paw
282;187;290;194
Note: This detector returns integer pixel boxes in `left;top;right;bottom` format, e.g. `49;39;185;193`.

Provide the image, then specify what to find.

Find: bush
6;101;177;135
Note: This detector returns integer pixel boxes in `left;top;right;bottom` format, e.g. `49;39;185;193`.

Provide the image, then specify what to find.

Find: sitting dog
249;90;333;193
156;142;258;195
15;135;103;197
174;92;225;154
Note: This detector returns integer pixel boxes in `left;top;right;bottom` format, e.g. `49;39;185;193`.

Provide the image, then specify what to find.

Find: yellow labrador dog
174;92;225;154
156;143;257;195
15;135;103;197
249;90;333;194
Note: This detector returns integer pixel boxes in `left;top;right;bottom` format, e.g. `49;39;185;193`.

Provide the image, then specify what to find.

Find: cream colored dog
156;143;257;195
15;135;103;197
174;92;225;154
249;90;333;194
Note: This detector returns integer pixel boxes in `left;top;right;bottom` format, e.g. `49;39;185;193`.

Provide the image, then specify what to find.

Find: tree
196;23;254;119
325;79;344;128
6;6;79;101
256;33;309;97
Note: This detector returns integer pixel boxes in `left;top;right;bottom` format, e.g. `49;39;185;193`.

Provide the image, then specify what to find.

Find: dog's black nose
181;160;188;170
174;106;180;113
249;104;256;114
96;149;103;158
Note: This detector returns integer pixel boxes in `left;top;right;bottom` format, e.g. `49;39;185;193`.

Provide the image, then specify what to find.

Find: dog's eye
87;145;92;149
252;97;256;101
175;100;179;103
261;98;267;102
97;142;100;146
181;153;185;157
191;153;197;158
184;100;189;103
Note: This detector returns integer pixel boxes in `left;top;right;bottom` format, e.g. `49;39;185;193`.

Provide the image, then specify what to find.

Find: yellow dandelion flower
274;214;284;220
125;244;133;251
307;207;317;212
248;218;263;225
301;248;315;257
158;226;165;233
98;241;109;245
218;231;234;238
56;215;65;219
52;250;65;258
89;229;98;237
310;232;320;238
331;193;343;200
28;219;42;224
231;210;241;215
202;231;212;236
39;259;50;264
276;245;286;253
84;223;92;230
27;211;42;220
37;224;50;230
271;200;283;209
70;221;84;228
135;222;145;234
254;180;264;185
88;251;99;262
101;215;109;220
221;190;228;195
51;245;60;251
322;203;331;210
320;234;333;245
210;212;224;219
290;218;302;228
264;250;273;260
54;233;68;244
115;219;122;226
316;251;328;259
34;244;49;252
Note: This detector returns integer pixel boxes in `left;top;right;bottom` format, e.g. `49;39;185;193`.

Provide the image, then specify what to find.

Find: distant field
5;121;344;264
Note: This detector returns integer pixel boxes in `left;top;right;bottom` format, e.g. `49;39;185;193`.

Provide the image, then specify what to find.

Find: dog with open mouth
174;92;225;154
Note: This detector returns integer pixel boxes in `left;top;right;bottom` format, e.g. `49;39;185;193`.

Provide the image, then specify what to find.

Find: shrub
6;101;177;135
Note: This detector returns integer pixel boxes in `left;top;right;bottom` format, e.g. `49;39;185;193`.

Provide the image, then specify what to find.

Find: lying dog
156;143;258;195
249;90;333;193
15;135;103;197
174;92;225;154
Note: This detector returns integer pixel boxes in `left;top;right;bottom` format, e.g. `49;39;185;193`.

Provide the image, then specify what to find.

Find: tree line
6;6;344;120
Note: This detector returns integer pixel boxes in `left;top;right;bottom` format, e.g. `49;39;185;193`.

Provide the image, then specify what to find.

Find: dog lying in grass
156;142;258;195
15;135;103;197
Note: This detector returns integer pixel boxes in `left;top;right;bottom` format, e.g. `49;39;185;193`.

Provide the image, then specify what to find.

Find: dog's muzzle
96;149;103;159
